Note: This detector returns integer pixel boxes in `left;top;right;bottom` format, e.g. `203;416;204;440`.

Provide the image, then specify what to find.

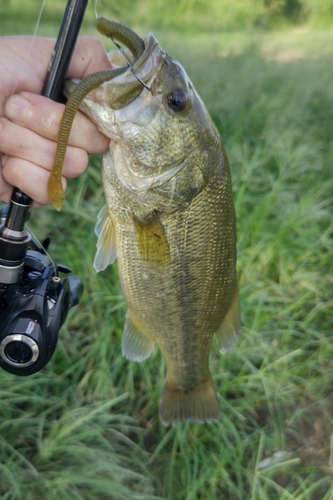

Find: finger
2;155;67;207
0;117;89;178
4;93;110;155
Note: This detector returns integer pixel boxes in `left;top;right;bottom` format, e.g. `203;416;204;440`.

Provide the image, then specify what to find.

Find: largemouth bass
48;18;240;425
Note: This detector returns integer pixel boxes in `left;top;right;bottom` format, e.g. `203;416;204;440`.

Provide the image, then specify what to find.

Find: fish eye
167;89;188;112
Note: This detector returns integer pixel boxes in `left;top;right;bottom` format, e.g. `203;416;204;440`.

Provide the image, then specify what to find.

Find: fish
48;17;240;426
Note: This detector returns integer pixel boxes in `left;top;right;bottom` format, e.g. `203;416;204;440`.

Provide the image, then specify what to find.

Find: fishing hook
94;0;150;90
107;33;151;91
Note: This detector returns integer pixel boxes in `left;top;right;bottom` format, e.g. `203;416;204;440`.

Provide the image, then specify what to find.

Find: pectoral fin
215;285;240;354
93;205;117;272
134;214;170;268
122;311;155;362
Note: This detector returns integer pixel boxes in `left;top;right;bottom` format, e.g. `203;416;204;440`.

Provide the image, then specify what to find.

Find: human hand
0;36;111;207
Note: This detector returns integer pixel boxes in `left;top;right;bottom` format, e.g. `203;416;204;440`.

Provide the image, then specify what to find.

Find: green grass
1;5;333;500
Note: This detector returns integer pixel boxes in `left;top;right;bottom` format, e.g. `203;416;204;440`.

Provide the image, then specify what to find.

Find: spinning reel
0;190;83;376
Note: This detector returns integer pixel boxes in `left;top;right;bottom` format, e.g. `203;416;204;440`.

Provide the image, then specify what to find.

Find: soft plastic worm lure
47;17;145;210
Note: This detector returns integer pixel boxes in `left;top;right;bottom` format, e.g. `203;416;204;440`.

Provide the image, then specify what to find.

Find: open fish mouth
98;33;161;110
47;17;160;210
67;31;161;112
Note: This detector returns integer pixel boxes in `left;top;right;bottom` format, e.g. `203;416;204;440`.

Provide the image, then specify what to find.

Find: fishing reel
0;189;83;376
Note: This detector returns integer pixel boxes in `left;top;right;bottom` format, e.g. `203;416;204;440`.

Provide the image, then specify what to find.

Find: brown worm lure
47;17;145;210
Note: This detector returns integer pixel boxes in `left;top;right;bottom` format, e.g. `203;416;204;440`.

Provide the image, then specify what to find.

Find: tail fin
159;377;220;426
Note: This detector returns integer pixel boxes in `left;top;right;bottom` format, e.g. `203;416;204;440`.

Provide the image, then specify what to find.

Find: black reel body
0;201;83;376
0;250;68;375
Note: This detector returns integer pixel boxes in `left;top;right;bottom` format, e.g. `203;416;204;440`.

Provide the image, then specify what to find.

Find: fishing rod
0;0;88;375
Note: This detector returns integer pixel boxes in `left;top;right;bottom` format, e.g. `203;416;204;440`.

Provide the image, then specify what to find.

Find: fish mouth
64;32;160;111
101;33;160;109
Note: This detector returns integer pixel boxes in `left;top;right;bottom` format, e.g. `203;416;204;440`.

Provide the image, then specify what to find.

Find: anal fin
216;285;240;354
93;205;117;272
122;311;155;362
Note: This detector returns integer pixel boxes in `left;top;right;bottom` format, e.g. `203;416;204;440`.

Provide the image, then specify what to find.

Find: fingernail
5;94;32;123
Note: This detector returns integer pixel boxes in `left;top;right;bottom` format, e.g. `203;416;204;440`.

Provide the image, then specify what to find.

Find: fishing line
26;224;57;273
94;0;150;91
106;33;151;91
11;0;48;97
